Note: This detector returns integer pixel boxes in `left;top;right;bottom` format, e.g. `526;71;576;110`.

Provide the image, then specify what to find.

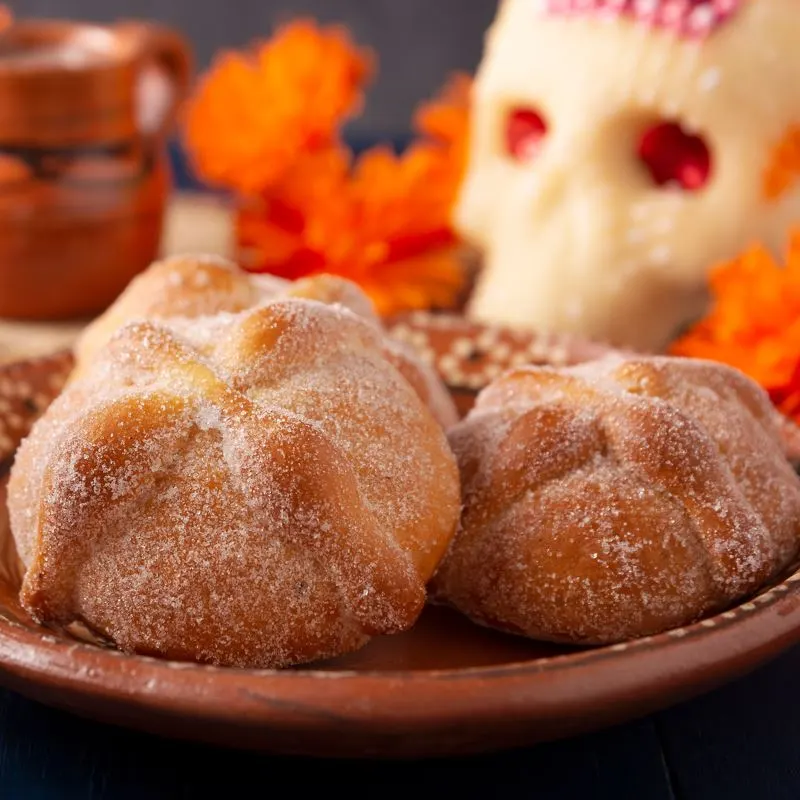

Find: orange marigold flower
670;231;800;422
186;17;473;317
236;147;351;275
183;20;373;195
237;143;465;316
235;75;474;317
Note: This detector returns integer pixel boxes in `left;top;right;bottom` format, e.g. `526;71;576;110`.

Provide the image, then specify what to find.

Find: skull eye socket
506;107;548;162
637;121;712;191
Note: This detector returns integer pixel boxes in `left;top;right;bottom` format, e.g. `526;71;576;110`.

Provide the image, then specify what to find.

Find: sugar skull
456;0;800;350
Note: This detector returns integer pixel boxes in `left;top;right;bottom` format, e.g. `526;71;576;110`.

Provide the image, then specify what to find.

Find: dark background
15;0;497;139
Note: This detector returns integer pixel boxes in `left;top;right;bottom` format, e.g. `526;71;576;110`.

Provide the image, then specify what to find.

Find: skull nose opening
506;107;548;162
637;121;712;191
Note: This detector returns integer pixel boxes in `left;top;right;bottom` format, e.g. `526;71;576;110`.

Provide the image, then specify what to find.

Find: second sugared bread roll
432;355;800;644
9;296;461;668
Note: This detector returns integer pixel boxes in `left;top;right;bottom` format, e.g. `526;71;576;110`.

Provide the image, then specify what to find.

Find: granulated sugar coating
72;255;457;430
8;298;461;669
431;355;800;645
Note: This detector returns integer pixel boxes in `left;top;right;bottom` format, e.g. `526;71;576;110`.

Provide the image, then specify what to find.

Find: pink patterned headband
537;0;743;38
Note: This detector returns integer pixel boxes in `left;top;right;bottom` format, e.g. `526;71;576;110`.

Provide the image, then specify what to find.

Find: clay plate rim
2;351;800;757
1;516;800;757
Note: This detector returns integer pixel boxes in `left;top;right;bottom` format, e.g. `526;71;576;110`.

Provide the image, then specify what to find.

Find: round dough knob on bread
73;255;458;430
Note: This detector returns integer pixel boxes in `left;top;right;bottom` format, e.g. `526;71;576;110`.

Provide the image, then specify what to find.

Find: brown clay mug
0;19;191;320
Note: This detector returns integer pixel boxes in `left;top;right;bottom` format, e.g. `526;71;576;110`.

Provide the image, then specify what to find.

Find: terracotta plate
1;329;800;760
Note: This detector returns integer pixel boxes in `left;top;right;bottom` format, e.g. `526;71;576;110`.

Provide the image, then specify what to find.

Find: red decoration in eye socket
638;122;712;191
506;108;548;162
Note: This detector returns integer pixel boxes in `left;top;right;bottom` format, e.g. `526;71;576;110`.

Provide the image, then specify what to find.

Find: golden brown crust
73;256;458;429
431;355;800;644
72;255;286;371
9;299;461;669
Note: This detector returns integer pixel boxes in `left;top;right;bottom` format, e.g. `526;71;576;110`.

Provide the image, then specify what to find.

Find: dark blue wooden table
2;642;800;799
3;143;799;798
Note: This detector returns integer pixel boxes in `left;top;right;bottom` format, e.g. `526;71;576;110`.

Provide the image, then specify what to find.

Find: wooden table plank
656;643;800;800
0;688;675;800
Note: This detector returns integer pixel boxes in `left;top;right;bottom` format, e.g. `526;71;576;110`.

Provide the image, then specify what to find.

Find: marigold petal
670;229;800;423
183;19;372;195
192;22;472;316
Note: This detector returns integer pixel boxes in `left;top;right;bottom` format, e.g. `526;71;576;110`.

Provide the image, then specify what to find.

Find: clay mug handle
117;20;192;140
